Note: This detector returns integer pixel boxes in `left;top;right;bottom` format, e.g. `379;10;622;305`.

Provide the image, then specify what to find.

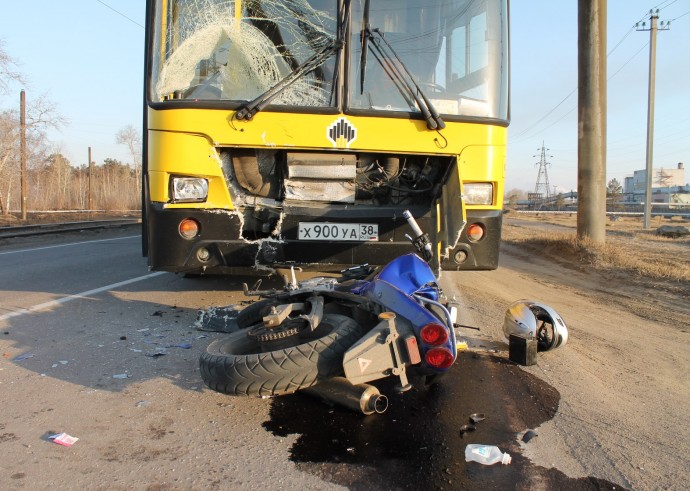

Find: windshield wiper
359;0;371;94
236;4;350;121
368;28;445;130
235;40;339;121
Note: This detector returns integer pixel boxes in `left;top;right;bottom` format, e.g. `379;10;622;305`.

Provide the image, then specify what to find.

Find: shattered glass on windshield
151;0;337;106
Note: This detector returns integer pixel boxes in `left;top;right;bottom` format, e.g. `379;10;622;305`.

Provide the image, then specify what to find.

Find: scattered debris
145;350;168;358
49;433;79;447
522;429;538;443
136;400;151;408
152;310;165;317
195;305;244;332
469;413;486;424
454;323;481;331
459;424;476;437
137;328;150;332
465;444;511;465
14;353;35;362
168;342;192;349
113;373;130;379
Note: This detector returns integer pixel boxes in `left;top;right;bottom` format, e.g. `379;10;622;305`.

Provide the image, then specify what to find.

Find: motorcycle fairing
355;271;457;371
364;253;439;300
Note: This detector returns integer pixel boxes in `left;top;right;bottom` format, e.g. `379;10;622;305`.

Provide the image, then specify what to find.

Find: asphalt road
0;226;625;490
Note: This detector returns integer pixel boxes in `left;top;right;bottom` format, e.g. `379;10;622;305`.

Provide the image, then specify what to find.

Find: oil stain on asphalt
264;352;627;490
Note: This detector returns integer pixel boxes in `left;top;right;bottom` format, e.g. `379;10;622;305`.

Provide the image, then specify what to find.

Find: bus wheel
199;314;363;397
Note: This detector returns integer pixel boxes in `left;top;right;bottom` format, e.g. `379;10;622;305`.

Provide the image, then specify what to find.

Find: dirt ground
1;214;688;490
439;214;690;490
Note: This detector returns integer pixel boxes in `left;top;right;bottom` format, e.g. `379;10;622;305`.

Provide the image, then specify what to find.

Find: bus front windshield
149;0;508;120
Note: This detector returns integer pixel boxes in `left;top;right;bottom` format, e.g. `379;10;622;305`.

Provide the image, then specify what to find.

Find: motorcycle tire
200;314;363;397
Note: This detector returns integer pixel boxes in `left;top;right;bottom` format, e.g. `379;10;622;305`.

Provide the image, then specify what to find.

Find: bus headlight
171;177;209;203
463;183;493;205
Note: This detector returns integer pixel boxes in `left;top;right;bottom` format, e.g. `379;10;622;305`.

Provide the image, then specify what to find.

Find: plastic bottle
464;444;512;465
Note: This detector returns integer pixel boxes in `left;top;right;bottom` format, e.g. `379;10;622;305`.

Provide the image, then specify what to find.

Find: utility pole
637;11;669;228
20;90;27;222
88;147;94;212
577;0;607;244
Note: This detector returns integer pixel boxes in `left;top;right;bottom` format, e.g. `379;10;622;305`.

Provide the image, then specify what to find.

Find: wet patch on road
264;352;627;490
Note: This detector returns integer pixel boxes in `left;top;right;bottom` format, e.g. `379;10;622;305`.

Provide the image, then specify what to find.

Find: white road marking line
0;271;167;322
0;235;141;256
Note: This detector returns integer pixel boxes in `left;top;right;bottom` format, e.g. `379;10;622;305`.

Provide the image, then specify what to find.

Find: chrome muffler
302;377;388;415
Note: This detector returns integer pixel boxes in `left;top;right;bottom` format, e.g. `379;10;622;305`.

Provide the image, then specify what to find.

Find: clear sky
0;0;688;192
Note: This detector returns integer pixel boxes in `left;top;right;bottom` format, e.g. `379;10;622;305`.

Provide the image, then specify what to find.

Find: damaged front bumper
146;204;501;273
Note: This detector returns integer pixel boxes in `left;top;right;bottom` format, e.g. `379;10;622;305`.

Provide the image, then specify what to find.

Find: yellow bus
143;0;509;274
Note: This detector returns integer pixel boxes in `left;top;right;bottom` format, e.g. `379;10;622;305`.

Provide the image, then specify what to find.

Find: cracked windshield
150;0;508;120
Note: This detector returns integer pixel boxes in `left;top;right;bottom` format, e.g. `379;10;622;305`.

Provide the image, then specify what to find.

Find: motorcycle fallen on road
199;210;459;414
199;211;569;414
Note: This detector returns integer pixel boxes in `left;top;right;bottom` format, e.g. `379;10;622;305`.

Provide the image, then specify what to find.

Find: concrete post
577;0;607;244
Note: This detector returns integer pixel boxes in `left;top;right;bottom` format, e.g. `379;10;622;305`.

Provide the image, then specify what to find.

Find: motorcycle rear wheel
200;314;363;397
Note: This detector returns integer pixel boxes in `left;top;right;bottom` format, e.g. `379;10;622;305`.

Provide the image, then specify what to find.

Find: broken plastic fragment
145;350;168;358
522;429;538;443
169;342;192;349
113;373;130;379
14;353;35;361
49;433;79;447
469;413;486;424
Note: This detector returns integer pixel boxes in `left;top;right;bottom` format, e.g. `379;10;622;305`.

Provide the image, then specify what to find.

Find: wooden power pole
20;90;27;222
88;147;94;212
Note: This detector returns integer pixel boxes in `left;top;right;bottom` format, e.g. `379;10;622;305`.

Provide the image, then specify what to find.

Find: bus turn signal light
179;218;200;239
467;223;485;242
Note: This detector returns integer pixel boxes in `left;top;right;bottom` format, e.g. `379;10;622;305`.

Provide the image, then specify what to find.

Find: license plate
298;222;378;241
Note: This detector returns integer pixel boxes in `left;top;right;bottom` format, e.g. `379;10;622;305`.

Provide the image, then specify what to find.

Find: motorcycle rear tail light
420;323;449;346
425;348;454;369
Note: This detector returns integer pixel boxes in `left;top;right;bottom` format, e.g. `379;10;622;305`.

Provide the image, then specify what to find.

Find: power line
608;41;649;80
669;10;690;22
95;0;144;29
511;21;642;142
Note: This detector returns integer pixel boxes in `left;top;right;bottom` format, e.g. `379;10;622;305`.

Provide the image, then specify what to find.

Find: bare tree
116;125;142;196
0;39;25;95
0;96;65;215
607;178;623;213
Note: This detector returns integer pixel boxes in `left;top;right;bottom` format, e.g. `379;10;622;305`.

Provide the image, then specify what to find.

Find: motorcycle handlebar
403;210;434;262
402;210;423;237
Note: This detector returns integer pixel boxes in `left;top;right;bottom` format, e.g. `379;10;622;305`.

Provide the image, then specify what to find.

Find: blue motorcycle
200;211;457;414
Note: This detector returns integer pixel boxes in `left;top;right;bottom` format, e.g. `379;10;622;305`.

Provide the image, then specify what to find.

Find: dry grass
503;214;690;283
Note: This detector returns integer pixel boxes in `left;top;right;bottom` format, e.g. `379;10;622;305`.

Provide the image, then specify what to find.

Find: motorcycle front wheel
200;314;363;397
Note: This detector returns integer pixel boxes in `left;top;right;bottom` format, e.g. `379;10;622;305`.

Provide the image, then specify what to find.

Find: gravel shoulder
439;216;690;490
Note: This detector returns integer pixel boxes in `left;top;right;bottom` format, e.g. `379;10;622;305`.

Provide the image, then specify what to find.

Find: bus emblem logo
327;117;357;148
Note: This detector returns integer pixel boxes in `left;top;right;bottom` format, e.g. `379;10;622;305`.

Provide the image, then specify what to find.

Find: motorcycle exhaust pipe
303;377;388;415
